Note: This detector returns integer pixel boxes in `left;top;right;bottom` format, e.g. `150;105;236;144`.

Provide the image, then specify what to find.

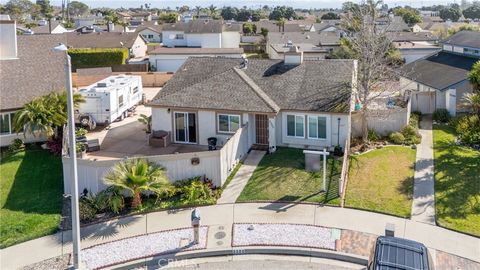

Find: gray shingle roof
402;51;479;90
162;20;240;33
66;32;144;49
149;57;354;113
253;21;302;33
0;35;66;111
386;31;439;42
268;31;340;47
443;31;480;49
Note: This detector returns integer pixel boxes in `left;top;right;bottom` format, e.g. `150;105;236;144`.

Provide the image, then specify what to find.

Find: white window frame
307;114;328;140
0;113;12;135
286;113;305;138
217;114;241;134
118;95;124;108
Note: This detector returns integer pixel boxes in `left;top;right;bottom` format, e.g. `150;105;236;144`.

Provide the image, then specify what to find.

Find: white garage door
155;59;185;72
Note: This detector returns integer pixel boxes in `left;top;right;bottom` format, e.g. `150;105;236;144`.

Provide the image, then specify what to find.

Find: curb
110;247;368;269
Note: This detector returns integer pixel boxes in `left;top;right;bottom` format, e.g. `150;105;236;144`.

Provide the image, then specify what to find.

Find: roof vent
284;46;303;65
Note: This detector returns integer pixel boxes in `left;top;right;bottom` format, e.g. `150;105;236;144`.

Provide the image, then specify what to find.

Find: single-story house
267;31;341;60
252;20;303;33
136;25;163;43
162;20;241;49
147;48;356;152
65;32;148;58
377;15;410;32
387;32;441;64
19;21;69;34
148;47;244;72
400;31;480;115
0;18;66;146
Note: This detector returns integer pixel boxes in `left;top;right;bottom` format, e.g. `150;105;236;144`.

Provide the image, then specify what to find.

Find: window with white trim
0;112;19;135
308;115;327;139
118;95;124;107
286;114;304;138
218;114;240;133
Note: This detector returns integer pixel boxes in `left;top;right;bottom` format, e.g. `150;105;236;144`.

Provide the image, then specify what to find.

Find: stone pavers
339;230;377;257
411;115;436;225
217;150;266;204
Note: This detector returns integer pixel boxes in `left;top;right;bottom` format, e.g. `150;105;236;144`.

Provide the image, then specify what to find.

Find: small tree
342;1;402;142
276;18;286;32
439;7;462;22
260;27;269;38
468;61;480;91
104;159;174;209
242;22;254;35
321;12;340;20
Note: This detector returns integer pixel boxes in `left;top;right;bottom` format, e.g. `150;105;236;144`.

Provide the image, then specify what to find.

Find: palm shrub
455;114;480;144
463;93;480;116
138;114;152;133
104;158;174;209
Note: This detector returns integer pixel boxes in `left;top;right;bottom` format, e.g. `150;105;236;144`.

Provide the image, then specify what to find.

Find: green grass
433;124;480;236
345;146;416;218
237;147;342;204
0;148;64;248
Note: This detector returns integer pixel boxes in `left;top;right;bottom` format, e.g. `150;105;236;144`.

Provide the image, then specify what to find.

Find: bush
433;109;451;123
79;199;97;222
455;114;480;144
8;138;24;153
409;112;421;129
46;136;63;155
68;48;128;71
389;132;405;144
175;177;218;204
401;125;421;144
367;130;380;141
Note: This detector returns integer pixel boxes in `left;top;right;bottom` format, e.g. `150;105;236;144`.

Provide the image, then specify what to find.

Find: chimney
284;46;303;65
0;15;18;60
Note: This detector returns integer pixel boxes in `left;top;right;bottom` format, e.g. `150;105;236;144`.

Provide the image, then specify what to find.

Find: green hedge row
68;48;128;71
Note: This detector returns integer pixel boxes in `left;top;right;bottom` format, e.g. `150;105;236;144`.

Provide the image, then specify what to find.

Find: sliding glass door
174;112;197;143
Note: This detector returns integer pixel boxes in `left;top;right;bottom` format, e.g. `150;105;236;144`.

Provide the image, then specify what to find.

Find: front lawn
433;125;480;236
345;146;416;218
236;147;342;204
0;147;64;248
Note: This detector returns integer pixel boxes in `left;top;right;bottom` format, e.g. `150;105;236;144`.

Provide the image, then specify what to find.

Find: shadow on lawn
2;149;63;215
433;127;480;221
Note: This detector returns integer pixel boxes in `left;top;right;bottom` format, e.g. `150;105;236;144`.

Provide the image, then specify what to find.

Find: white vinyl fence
63;125;251;195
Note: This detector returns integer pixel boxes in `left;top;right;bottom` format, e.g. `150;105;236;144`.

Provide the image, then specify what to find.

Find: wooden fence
72;72;173;88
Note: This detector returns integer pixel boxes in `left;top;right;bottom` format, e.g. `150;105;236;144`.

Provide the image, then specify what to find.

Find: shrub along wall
68;48;128;71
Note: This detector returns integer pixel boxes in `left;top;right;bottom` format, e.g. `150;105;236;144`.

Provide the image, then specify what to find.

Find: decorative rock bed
232;223;338;250
81;227;208;269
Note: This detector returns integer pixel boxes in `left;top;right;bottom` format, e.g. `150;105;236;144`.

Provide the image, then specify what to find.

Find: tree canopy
321;12;340;20
439;7;462;22
463;4;480;20
393;7;422;25
68;1;89;17
268;6;296;20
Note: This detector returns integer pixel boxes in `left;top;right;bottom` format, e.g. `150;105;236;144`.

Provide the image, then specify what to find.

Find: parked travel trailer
75;75;143;129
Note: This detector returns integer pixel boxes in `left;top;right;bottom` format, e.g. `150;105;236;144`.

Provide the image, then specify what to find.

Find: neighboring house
130;12;153;22
0;17;66;146
387;32;440;63
267;31;341;60
136;25;163;43
19;21;69;34
307;21;342;32
74;24;135;33
162;20;241;48
147;49;356;152
74;16;101;28
400;31;480;115
148;47;244;72
66;32;148;58
253;20;302;33
377;15;411;32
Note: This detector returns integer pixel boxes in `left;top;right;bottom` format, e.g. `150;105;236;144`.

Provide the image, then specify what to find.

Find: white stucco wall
130;36;147;57
151;107;171;132
400;48;441;64
186;33;221;48
162;31;187;47
276;111;350;150
221;31;241;48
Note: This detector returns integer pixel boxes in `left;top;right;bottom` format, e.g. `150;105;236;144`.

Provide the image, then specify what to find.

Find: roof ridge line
233;67;280;113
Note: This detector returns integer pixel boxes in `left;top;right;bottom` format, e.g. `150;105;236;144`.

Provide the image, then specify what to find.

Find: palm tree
468;61;480;91
195;6;202;18
464;93;480;116
13;91;84;137
104;11;120;32
276;18;286;32
104;159;174;209
208;5;217;17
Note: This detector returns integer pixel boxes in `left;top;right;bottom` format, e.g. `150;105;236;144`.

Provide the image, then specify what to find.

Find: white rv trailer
75;75;143;128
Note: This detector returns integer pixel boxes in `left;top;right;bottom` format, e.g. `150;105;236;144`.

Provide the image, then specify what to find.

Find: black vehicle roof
375;236;429;270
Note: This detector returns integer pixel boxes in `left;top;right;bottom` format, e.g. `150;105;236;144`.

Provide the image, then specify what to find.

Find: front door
174;112;197;143
255;114;269;145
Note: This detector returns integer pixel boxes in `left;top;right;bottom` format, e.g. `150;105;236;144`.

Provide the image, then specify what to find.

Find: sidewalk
411;115;436;224
217;150;265;204
1;203;479;269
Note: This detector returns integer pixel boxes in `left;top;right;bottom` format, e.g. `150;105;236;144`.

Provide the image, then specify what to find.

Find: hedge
68;48;129;71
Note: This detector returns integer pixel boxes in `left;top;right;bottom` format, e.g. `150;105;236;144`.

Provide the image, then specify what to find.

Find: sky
27;0;455;9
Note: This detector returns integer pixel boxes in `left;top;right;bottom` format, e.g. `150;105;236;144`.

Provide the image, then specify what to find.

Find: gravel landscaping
232;223;337;250
81;227;208;269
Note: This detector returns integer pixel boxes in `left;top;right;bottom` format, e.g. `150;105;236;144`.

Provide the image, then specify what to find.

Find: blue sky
24;1;454;9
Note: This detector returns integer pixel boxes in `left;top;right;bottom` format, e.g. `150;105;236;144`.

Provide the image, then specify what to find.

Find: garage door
155;59;185;72
412;92;435;114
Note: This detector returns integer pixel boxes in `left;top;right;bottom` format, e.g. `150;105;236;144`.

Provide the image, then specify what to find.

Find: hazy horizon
0;0;456;9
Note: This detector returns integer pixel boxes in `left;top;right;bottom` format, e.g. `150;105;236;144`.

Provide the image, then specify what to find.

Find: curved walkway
1;203;479;269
